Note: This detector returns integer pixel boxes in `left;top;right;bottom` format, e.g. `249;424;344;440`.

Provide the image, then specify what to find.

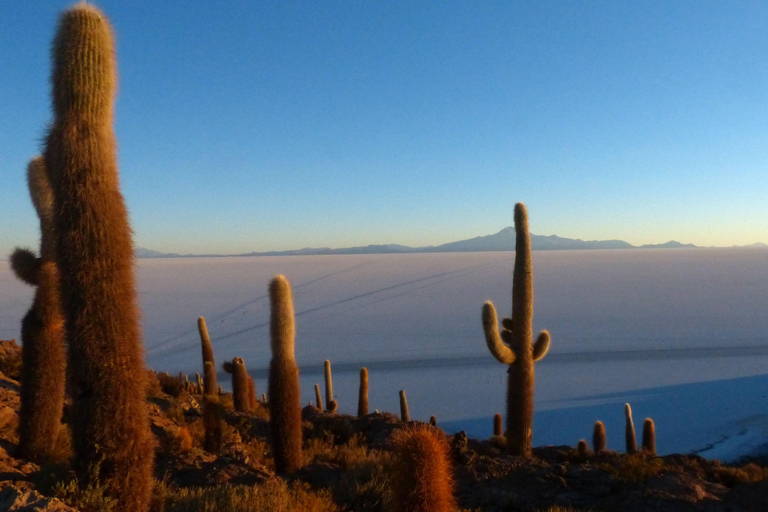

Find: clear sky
2;1;767;256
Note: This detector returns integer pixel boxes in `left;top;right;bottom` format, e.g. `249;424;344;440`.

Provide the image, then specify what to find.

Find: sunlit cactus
198;317;216;391
268;275;303;473
11;157;66;463
324;359;334;407
391;425;458;512
481;203;551;457
625;403;637;453
399;390;410;422
314;384;324;411
223;358;249;412
43;5;153;509
358;367;369;417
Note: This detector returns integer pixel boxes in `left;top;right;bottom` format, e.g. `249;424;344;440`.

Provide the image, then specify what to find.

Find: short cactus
324;360;334;407
481;203;551;457
358;367;369;417
223;358;250;412
642;418;656;455
399;390;410;422
625;403;637;453
268;275;303;473
593;421;607;454
391;425;458;512
577;439;591;458
493;413;503;437
314;384;324;411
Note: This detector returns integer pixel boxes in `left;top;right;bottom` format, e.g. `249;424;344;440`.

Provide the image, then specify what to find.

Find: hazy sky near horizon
2;1;767;256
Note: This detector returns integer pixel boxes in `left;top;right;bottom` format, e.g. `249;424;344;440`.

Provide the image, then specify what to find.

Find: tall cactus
625;403;637;454
481;203;550;457
43;5;153;509
198;317;216;390
268;275;303;473
11;156;66;463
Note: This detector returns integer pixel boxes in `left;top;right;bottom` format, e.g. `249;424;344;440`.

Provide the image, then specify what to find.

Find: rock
0;486;78;511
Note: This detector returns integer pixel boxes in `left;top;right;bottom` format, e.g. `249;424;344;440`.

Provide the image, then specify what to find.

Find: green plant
481;203;551;457
11;156;67;463
625;403;637;453
268;275;303;473
44;5;153;509
358;367;369;417
391;425;458;512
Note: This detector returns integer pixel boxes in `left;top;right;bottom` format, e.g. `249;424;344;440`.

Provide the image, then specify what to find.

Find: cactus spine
268;275;303;473
399;390;410;422
481;203;550;457
358;367;369;417
642;418;656;455
13;158;66;463
391;425;458;512
593;421;607;454
624;403;637;453
43;6;153;509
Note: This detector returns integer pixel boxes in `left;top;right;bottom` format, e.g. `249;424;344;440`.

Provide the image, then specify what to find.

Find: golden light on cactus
391;425;459;512
399;390;410;422
314;384;324;411
481;203;551;457
44;5;154;509
268;275;303;473
224;358;250;412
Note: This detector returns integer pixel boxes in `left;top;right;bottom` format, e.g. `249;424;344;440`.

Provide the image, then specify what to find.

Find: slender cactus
198;317;216;391
314;384;324;411
44;6;153;508
268;275;303;473
12;157;66;463
625;403;637;453
391;425;458;512
223;358;249;412
358;367;369;417
481;203;550;457
324;360;333;407
593;421;607;454
642;418;656;455
399;390;410;422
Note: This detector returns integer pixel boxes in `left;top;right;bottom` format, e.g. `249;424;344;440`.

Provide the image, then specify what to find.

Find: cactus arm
10;248;41;286
482;302;516;364
532;331;550;361
502;317;513;330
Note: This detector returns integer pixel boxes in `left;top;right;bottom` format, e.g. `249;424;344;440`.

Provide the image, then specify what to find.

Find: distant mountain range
135;228;767;259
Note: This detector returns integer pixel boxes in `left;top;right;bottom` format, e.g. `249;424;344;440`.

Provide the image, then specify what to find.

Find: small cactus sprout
593;421;607;454
202;361;221;455
198;317;216;391
430;416;437;427
481;203;551;458
642;418;656;455
262;393;267;403
196;373;204;394
625;403;637;453
268;275;303;473
314;384;324;411
324;359;334;407
399;390;410;422
577;439;591;458
223;358;250;412
391;425;458;512
493;413;503;437
358;367;369;417
328;400;338;412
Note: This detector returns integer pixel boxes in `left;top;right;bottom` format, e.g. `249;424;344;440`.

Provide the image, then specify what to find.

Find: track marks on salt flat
147;262;368;356
217;258;505;345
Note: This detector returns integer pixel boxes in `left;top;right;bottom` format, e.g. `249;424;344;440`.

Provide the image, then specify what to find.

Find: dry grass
598;453;666;483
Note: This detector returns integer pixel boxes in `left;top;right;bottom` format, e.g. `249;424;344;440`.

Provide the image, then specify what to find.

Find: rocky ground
0;338;766;511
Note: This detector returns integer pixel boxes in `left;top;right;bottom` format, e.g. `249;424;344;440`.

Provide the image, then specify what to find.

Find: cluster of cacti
391;425;458;512
581;405;658;457
268;275;303;473
481;203;551;458
11;157;66;463
36;5;154;509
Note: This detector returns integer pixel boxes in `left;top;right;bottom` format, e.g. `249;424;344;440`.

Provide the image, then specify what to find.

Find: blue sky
2;1;767;255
